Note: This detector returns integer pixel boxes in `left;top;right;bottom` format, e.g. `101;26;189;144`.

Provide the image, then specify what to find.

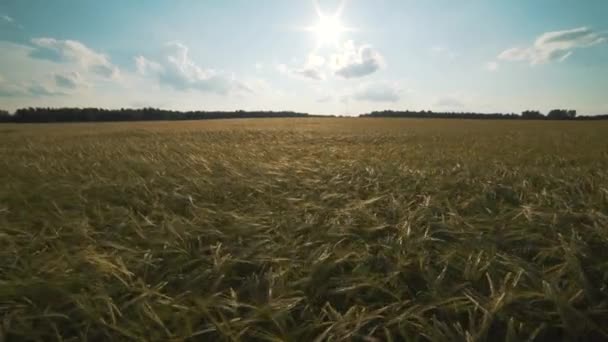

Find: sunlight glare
305;0;351;48
311;15;346;46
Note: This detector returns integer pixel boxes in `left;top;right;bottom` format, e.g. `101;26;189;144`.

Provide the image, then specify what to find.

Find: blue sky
1;0;607;115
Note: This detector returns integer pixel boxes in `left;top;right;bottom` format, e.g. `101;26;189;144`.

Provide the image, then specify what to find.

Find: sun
304;0;352;48
310;15;347;46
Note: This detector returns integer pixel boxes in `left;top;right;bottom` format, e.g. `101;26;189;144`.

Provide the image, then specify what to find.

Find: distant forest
361;109;608;120
1;107;607;123
0;108;314;123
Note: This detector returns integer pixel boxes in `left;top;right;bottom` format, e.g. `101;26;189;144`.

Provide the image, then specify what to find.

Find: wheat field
1;118;608;341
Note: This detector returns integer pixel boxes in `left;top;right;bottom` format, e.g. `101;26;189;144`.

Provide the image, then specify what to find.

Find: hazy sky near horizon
1;0;607;115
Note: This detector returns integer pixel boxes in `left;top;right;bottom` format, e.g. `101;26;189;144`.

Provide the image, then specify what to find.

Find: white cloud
30;38;120;78
137;42;250;95
297;54;325;80
431;46;458;59
54;71;87;90
331;40;385;78
317;95;333;103
0;40;120;102
0;14;22;29
498;27;607;65
134;55;162;75
0;77;63;98
27;84;64;97
0;40;273;111
278;53;326;81
295;68;323;80
278;40;385;81
351;81;401;102
431;46;446;53
498;47;531;62
435;96;465;108
485;61;499;71
0;78;25;97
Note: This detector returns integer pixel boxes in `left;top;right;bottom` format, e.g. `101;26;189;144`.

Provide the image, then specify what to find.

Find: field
1;118;608;341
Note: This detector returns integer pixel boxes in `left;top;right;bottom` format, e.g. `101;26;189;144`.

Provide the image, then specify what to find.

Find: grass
1;118;608;341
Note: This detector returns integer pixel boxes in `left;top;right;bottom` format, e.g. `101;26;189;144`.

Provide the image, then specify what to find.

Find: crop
1;118;608;341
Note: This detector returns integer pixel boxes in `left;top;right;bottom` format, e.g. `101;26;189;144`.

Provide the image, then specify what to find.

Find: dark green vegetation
0;108;312;123
2;107;608;123
364;109;608;120
1;119;608;341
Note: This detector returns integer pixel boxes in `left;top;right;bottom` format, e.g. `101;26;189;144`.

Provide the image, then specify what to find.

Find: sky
0;0;607;115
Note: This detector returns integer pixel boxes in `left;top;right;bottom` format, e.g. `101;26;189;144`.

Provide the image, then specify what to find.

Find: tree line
0;108;316;123
1;107;607;123
0;109;10;122
521;109;577;120
362;109;607;120
361;110;520;120
359;109;608;120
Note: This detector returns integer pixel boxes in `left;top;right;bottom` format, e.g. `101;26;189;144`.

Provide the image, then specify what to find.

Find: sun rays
306;0;354;48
